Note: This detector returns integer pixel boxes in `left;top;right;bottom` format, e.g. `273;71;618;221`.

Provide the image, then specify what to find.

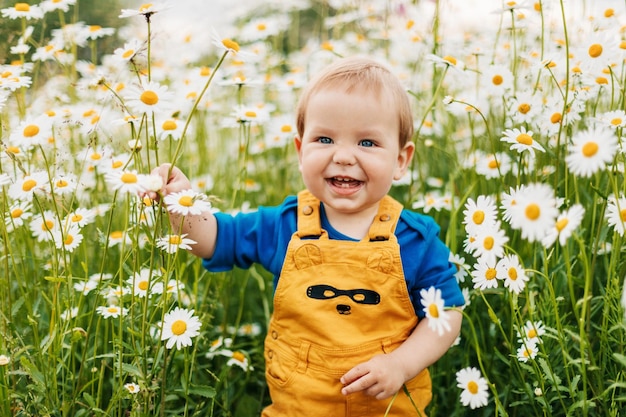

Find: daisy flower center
121;173;138;184
72;214;83;222
22;179;37;191
472;210;485;224
123;49;135;59
222;39;240;52
139;3;153;12
605;8;615;18
178;196;194;207
107;307;119;314
245;111;257;118
525;203;541;220
492;75;503;85
140;90;159;106
588;43;603;58
90;152;102;161
281;124;292;133
508;267;518;280
90;25;102;32
518;103;531;114
611;118;623;126
138;281;149;291
467;381;479;394
171;319;187;336
620;208;626;221
443;55;457;65
169;235;182;245
15;3;30;12
428;304;440;318
486;268;497;280
483;236;494;250
257;23;267;31
527;329;537;338
582;142;598;157
64;235;74;245
162;120;177;131
551;112;562;123
11;208;23;218
23;125;40;137
110;231;123;239
56;179;68;187
516;133;533;145
42;220;54;231
232;351;246;362
556;218;569;231
111;160;124;169
488;159;499;169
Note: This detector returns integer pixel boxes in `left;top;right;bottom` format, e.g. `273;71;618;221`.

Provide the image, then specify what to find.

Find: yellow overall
262;190;431;417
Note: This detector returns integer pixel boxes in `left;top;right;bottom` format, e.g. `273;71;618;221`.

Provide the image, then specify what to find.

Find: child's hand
143;163;192;201
340;353;408;400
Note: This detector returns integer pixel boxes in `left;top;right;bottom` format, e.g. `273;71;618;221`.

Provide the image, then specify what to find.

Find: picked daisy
156;234;197;254
420;287;452;336
495;254;529;294
105;170;150;195
456;367;489;409
500;127;545;157
163;189;212;216
566;124;618;178
161;307;202;350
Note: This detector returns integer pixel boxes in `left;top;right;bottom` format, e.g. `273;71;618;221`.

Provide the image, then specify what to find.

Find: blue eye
359;139;375;147
318;136;333;144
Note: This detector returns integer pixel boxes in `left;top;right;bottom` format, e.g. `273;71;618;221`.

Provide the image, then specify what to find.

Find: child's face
295;86;414;221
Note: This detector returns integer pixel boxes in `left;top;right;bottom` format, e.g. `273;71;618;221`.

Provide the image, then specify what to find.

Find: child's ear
294;136;304;171
394;141;415;180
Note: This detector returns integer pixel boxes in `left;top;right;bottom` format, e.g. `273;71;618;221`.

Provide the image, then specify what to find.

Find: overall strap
367;195;404;241
296;190;322;238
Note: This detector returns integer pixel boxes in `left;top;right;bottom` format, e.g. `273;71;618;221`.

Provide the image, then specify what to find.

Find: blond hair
295;57;414;147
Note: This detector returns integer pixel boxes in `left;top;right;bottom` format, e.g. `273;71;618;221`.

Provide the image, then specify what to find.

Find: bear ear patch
293;244;323;269
367;250;394;273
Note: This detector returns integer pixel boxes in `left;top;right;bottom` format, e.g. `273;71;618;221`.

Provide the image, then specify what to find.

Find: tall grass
0;1;625;416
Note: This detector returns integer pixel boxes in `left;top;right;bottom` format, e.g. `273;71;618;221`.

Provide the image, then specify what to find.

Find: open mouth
328;177;363;188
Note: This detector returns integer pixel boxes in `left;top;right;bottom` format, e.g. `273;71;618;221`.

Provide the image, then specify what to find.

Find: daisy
605;194;626;236
0;355;10;366
160;307;202;349
50;173;77;196
495;254;529;294
63;207;97;229
0;173;11;186
4;201;32;232
105;170;148;195
113;38;145;63
107;230;132;247
40;0;76;13
29;210;58;242
1;3;44;20
517;340;539;362
456;367;489;409
123;81;174;116
517;320;546;345
237;323;262;337
542;204;586;247
471;259;499;291
474;152;512;179
124;382;141;394
205;336;233;359
52;224;84;253
60;307;78;320
96;305;128;319
425;53;466;71
500;127;545;157
449;252;469;283
126;268;158;298
566;124;618;178
9;116;54;150
509;90;542;124
156;116;187;141
420;287;452;336
156;234;197;254
480;64;514;97
74;280;98;296
574;30;622;74
463;195;498;234
210;28;254;58
225;350;252;371
503;183;558;243
467;222;509;265
238;16;289;42
163;189;212;216
8;172;50;201
190;173;214;192
119;2;172;18
595;109;626;130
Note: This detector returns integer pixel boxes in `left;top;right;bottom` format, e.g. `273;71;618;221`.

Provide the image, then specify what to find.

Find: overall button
302;205;313;215
379;214;391;222
271;330;278;339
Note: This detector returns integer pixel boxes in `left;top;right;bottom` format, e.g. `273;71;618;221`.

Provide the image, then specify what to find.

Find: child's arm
145;163;218;259
340;310;462;400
